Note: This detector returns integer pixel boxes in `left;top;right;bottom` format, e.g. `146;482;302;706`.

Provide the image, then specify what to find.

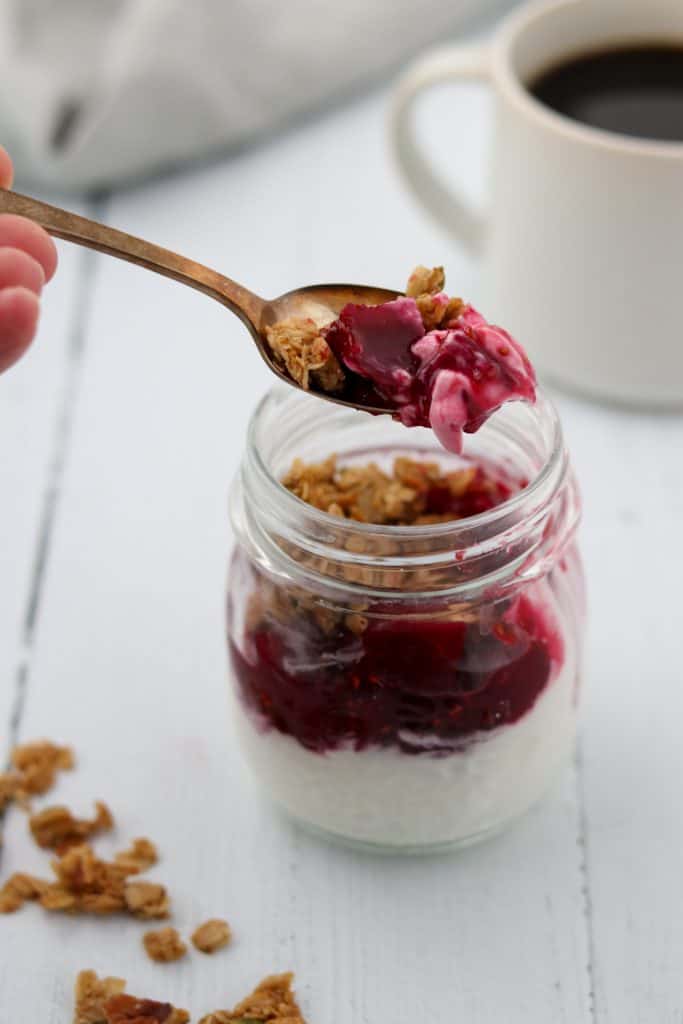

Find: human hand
0;146;58;373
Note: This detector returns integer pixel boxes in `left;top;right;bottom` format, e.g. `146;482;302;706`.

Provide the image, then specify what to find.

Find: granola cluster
0;841;169;917
191;918;232;954
74;970;127;1024
283;454;477;526
74;970;304;1024
143;927;188;963
74;971;189;1024
264;317;345;392
198;972;305;1024
29;801;114;851
264;265;463;393
0;740;74;810
405;264;464;331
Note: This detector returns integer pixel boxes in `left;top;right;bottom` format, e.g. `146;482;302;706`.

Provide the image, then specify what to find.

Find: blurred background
3;0;515;193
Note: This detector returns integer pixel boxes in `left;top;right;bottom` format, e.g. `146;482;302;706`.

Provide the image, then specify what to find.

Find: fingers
0;248;45;294
0;149;58;372
0;214;58;282
0;146;13;189
0;287;40;373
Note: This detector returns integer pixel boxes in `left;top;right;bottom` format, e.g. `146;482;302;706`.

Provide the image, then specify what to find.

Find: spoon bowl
0;188;399;415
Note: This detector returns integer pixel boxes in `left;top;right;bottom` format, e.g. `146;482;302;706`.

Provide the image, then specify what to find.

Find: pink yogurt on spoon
325;297;536;453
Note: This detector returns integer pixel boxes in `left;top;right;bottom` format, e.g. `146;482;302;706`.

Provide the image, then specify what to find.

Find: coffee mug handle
390;44;490;256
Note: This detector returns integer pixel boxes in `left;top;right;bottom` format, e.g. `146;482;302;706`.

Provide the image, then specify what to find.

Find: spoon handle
0;188;265;328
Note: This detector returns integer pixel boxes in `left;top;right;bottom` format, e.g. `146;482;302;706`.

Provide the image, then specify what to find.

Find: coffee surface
530;45;683;142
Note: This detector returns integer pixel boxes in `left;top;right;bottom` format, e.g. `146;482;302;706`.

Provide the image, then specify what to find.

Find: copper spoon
0;188;398;414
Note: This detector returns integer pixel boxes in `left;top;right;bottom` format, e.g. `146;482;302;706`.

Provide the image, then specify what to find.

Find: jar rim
245;384;565;540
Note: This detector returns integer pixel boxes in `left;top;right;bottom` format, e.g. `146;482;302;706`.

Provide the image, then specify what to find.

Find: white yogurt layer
231;648;579;850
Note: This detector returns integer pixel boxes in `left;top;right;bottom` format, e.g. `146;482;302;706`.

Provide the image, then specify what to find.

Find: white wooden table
1;80;682;1024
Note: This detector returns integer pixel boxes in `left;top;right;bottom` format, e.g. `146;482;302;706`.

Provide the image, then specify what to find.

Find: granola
114;838;159;874
0;842;169;917
191;918;232;954
0;739;74;810
29;801;114;851
406;264;446;297
0;872;49;913
74;970;127;1024
199;972;305;1024
415;291;464;331
123;881;170;920
282;454;480;526
265;317;344;392
143;927;188;963
74;972;190;1024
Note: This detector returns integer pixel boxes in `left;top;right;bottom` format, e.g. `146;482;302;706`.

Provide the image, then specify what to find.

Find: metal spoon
0;189;398;414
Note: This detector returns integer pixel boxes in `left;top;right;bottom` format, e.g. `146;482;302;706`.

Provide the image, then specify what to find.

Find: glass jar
227;386;584;853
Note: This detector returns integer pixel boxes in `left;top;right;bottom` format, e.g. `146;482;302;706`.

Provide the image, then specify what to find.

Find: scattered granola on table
0;842;169;918
0;739;74;810
199;972;306;1024
73;971;189;1024
29;801;113;851
143;926;188;963
191;917;232;954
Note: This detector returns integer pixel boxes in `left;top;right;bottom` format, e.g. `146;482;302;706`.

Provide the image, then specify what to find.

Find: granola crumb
123;880;170;920
114;837;159;874
265;317;345;393
74;969;126;1024
29;801;114;851
0;740;74;811
143;927;188;963
406;264;445;297
199;972;305;1024
415;291;464;331
191;918;232;954
0;872;49;914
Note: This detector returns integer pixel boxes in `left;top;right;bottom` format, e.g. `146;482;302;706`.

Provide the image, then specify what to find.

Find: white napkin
0;0;512;191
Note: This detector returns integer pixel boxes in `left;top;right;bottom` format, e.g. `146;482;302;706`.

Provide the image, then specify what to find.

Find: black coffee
530;45;683;142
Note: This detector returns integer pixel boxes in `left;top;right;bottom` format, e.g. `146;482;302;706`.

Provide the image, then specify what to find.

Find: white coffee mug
391;0;683;406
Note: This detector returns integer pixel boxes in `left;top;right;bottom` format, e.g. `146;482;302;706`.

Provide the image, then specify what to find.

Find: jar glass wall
227;386;584;853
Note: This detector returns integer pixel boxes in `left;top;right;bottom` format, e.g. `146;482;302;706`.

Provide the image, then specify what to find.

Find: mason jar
227;385;584;853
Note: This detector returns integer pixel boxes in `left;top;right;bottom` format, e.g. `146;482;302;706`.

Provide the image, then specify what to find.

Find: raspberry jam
230;593;561;755
227;387;584;851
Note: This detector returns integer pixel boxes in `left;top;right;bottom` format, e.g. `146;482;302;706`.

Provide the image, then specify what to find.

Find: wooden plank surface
557;397;683;1024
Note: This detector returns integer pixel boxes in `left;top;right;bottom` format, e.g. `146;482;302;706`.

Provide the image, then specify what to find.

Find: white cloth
0;0;511;191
